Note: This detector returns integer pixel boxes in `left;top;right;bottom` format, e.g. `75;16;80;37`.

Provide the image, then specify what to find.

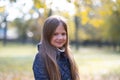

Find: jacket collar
56;47;66;59
57;47;65;52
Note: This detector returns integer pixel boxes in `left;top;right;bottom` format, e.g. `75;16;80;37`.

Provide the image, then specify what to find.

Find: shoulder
33;53;44;64
35;53;42;59
33;53;49;80
33;53;46;71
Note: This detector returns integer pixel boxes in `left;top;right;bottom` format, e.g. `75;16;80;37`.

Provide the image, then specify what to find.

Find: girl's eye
62;33;66;36
53;33;66;36
53;33;58;36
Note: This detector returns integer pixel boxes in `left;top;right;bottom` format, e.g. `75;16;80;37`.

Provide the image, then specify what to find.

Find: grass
0;42;120;80
0;42;36;80
72;46;120;80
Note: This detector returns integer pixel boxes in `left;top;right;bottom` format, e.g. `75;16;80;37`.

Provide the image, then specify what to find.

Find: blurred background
0;0;120;80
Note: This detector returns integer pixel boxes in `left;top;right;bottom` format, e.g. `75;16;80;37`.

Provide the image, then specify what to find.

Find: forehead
54;23;66;33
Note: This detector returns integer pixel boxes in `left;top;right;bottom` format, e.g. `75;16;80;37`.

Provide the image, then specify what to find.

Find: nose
58;34;63;39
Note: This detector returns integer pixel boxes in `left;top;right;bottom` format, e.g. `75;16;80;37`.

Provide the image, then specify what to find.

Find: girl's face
50;23;67;48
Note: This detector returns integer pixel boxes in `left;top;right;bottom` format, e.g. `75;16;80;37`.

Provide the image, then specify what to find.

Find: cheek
50;37;55;44
64;36;67;40
63;36;67;43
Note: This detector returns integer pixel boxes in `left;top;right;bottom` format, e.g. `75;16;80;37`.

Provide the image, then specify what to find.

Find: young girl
33;15;80;80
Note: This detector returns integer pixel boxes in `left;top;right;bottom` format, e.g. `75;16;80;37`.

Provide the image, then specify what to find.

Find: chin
55;45;62;48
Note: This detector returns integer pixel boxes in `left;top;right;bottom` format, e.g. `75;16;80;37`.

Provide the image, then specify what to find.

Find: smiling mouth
56;42;64;44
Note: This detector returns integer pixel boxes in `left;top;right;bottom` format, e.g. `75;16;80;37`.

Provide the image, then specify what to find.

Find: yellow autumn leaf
81;16;89;25
99;10;108;17
0;6;5;13
80;10;89;25
81;11;87;16
79;29;91;40
34;0;46;9
89;19;103;28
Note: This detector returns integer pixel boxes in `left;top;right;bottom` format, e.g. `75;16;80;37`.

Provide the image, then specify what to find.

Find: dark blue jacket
32;44;72;80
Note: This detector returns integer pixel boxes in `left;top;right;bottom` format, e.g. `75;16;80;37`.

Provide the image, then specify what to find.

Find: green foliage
13;18;28;42
101;0;120;44
108;11;120;42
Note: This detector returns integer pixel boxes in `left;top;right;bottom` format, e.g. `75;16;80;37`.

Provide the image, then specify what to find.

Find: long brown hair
39;15;80;80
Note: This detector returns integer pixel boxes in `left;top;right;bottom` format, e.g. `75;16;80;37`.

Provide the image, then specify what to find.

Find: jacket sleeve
33;53;49;80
